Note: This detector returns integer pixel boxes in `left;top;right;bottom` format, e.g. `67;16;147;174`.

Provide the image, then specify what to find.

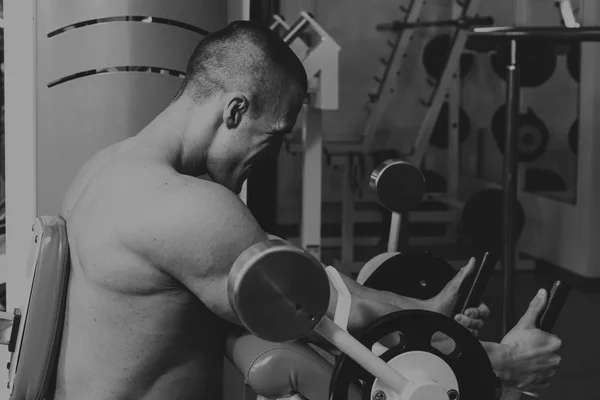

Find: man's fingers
454;314;484;330
517;289;548;329
542;355;562;368
464;303;491;320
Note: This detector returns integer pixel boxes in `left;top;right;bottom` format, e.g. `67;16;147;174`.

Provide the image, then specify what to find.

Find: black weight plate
490;105;550;162
567;43;580;82
430;102;472;149
524;168;567;192
362;251;456;300
461;188;525;250
370;160;426;213
568;119;578;155
490;41;557;88
422;34;475;81
329;310;499;400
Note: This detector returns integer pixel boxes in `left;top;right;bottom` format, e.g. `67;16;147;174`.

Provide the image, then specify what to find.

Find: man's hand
427;257;491;337
498;289;562;392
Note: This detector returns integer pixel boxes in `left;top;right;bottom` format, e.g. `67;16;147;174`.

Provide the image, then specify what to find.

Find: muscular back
54;138;241;400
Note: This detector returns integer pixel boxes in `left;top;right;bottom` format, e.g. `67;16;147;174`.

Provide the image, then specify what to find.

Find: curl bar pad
2;216;71;399
228;240;330;343
369;159;426;214
226;331;362;400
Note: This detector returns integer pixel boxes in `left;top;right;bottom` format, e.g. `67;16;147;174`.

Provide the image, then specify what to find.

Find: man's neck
137;99;215;177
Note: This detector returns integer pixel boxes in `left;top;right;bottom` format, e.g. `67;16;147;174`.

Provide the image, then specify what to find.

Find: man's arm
128;181;428;330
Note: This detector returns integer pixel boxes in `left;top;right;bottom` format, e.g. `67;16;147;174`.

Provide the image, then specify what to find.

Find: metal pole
502;39;520;335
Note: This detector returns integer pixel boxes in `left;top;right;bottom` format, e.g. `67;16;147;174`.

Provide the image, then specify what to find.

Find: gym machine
349;0;495;252
227;234;570;400
270;12;340;261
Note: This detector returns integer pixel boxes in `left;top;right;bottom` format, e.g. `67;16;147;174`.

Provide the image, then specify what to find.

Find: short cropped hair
176;21;308;117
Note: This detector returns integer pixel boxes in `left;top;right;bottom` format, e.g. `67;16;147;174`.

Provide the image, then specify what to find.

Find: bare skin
53;80;560;399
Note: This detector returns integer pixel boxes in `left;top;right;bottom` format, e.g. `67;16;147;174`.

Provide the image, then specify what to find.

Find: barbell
229;240;502;400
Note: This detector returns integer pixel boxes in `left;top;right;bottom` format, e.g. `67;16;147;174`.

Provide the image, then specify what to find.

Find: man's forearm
329;273;429;332
304;271;429;351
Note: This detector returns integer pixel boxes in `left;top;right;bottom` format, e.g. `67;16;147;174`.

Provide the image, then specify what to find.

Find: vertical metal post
387;212;402;252
301;105;322;261
502;39;520;335
341;158;355;268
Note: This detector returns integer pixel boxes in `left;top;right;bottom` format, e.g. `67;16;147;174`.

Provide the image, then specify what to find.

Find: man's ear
224;93;250;129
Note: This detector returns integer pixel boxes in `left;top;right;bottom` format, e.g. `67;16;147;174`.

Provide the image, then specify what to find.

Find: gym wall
35;0;227;216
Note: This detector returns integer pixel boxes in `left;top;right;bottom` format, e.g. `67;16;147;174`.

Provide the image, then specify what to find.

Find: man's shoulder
122;175;260;264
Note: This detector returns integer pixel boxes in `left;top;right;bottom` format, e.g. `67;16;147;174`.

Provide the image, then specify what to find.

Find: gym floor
320;247;599;400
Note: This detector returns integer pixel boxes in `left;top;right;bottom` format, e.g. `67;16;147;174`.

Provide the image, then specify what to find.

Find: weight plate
430;102;472;149
329;310;499;400
362;251;456;300
568;119;578;155
422;34;475;81
370;160;426;213
228;240;330;343
567;43;580;82
490;105;550;162
461;188;525;250
490;42;557;88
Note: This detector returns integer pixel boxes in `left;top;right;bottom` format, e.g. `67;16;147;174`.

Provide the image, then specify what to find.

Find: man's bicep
138;183;268;324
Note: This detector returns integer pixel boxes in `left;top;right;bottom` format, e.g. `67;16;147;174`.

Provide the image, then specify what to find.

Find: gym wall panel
35;0;227;216
36;0;226;34
41;23;200;82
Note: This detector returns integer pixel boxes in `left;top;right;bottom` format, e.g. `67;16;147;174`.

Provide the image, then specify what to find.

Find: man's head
174;20;308;193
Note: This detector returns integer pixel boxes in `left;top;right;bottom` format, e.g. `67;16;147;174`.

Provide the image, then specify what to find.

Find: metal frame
271;12;340;261
361;0;428;151
408;0;484;166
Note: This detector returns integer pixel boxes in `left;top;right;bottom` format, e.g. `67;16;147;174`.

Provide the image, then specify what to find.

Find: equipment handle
536;280;571;332
455;252;499;315
314;317;410;396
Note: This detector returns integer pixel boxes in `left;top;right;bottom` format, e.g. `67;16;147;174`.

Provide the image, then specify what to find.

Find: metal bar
387;212;402;252
282;14;311;45
502;39;520;335
376;15;494;30
300;106;323;261
341;160;355;265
